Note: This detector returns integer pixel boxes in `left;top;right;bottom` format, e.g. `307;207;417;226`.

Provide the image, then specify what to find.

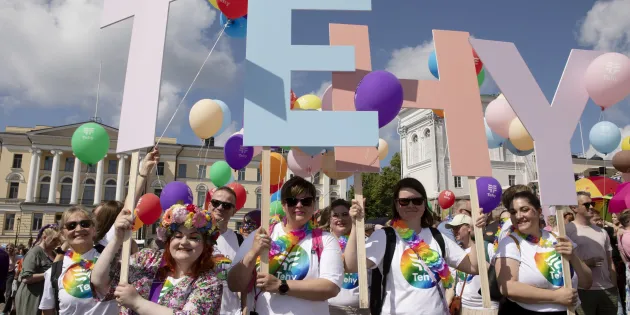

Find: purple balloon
354;70;404;128
160;181;193;210
476;177;502;213
224;134;254;170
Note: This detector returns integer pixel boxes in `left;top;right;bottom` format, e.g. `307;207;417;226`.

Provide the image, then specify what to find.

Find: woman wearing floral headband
227;176;344;315
91;204;223;315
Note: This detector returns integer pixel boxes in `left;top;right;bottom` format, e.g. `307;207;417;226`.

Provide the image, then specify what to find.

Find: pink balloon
484;95;516;139
321;85;332;111
584;52;630;109
287;150;322;177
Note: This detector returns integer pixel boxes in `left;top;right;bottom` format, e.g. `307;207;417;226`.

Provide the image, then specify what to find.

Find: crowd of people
0;149;626;314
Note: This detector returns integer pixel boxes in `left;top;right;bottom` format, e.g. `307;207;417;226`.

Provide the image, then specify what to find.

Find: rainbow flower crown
156;204;219;242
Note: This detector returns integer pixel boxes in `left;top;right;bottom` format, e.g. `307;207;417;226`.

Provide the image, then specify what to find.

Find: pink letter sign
330;24;380;173
101;0;178;153
470;39;603;205
400;31;491;177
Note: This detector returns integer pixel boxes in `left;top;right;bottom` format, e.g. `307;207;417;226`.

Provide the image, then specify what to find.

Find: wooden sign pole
120;151;140;283
353;173;369;308
555;207;575;315
259;147;271;273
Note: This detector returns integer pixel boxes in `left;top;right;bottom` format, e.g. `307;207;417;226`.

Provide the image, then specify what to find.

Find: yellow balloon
189;99;223;139
295;94;322;110
207;0;219;9
622;136;630;151
377;138;389;161
508;118;534;151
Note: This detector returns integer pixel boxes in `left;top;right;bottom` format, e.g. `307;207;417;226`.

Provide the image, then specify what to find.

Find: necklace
66;250;96;270
510;227;554;248
337;235;349;252
391;219;454;288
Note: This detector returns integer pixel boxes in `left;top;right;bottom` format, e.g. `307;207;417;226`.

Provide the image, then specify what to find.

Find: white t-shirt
39;248;118;315
231;223;344;315
213;229;242;315
365;228;467;315
497;219;512;244
328;237;370;308
495;231;579;312
454;248;499;310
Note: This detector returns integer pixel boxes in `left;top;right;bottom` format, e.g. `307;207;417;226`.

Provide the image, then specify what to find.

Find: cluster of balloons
132;193;163;231
71;122;110;165
484;94;534;156
205;0;247;38
189;99;232;140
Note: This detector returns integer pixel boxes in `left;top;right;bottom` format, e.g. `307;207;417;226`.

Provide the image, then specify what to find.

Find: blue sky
1;0;629;167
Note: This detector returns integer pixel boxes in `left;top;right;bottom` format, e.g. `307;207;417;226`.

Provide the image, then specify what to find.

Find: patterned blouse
95;248;223;315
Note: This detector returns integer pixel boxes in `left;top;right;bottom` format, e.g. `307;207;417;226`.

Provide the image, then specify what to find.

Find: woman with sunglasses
228;176;344;315
39;206;118;315
91;203;223;315
15;224;61;315
344;178;486;315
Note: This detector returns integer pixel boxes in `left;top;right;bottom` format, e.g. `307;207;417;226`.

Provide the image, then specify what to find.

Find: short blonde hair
61;206;95;229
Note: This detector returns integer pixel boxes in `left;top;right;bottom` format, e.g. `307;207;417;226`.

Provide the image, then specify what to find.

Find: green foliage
348;153;401;219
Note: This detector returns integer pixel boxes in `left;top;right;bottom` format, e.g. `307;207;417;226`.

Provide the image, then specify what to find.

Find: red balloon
270;181;284;195
473;49;483;75
218;0;247;19
136;193;162;225
438;190;456;209
290;90;297;110
227;183;247;211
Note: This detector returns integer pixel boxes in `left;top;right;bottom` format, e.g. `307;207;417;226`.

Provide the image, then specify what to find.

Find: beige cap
446;214;472;229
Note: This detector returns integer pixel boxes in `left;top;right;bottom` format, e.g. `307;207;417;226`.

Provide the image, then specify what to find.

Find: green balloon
477;68;485;87
209;161;232;187
71;123;110;165
282;146;291;151
270;200;285;216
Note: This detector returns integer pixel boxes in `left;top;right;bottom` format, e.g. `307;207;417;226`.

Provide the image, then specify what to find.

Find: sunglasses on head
211;199;234;210
397;197;425;207
284;197;314;207
64;220;93;231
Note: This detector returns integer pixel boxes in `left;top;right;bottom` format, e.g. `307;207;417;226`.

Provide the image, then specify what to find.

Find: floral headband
156;204;219;242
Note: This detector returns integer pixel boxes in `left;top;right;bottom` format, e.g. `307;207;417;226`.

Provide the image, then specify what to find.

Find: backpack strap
429;227;446;258
311;228;323;263
50;260;63;312
483;240;491;262
507;234;521;253
93;243;105;253
369;227;397;315
236;232;244;246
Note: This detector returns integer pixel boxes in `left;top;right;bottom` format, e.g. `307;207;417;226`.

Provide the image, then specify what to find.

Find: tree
348;153;401;219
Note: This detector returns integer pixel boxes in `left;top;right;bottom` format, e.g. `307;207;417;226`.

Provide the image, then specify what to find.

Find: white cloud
213;120;238;146
0;0;239;136
385;40;436;80
586;124;630;159
310;81;331;98
577;0;630;55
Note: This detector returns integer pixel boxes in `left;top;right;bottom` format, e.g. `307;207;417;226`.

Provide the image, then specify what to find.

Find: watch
54;247;65;255
278;280;289;295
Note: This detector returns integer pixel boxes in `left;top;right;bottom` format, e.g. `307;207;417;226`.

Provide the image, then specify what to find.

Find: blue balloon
214;100;231;135
589;121;621;154
428;50;439;79
485;119;505;149
271;191;281;203
219;13;247;38
504;140;533;156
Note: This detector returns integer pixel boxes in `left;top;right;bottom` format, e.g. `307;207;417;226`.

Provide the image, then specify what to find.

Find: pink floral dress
94;248;222;315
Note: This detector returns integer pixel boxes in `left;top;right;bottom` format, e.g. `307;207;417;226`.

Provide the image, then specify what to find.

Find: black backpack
369;227;445;315
50;244;105;312
235;232;244;246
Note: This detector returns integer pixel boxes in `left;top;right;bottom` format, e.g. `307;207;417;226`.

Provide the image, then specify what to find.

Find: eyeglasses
210;199;234;210
284;197;314;207
397;197;425;207
64;220;93;231
582;202;595;209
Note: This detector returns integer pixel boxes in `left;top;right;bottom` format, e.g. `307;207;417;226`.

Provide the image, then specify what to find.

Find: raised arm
344;200;375;273
227;227;269;293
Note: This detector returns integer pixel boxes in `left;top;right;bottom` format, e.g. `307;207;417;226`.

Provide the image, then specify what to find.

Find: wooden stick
555;207;575;315
353;173;369;308
467;176;492;309
260;147;271;273
120;151;140;283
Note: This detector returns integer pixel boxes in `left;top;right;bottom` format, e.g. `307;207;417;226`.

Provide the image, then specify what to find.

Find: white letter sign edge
470;38;604;205
101;0;178;153
242;0;378;147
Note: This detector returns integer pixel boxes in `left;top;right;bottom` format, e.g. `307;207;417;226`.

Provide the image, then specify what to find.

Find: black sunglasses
211;199;234;210
64;220;93;231
397;197;425;207
284;197;314;207
582;202;595;209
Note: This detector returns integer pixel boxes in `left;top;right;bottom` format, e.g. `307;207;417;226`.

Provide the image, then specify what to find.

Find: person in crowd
1;243;17;315
446;214;499;314
39;206;118;315
437;200;473;241
594;210;627;315
491;185;533;253
240;210;261;239
616;210;630;313
91;203;223;315
546;215;558;233
344;178;485;315
15;224;61;315
564;211;575;225
495;191;592;314
567;191;618;315
228;176;343;315
0;245;9;306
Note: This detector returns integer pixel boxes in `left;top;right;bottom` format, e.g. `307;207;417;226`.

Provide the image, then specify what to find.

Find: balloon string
154;22;229;148
95;61;102;119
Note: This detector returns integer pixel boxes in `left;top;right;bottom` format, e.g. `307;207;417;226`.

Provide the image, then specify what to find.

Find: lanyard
252;244;297;314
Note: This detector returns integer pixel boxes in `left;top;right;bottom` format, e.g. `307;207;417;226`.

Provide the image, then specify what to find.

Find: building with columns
0;122;347;245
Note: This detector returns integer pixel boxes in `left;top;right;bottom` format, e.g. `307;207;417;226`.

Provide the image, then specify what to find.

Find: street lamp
14;217;21;246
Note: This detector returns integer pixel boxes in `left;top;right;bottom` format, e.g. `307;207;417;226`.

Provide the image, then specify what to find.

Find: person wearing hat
446;214;499;314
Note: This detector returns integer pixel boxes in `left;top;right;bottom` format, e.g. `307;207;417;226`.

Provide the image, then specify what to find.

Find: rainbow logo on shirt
400;248;437;289
212;254;232;281
342;273;359;290
269;246;309;281
62;263;93;299
158;278;176;303
534;250;569;286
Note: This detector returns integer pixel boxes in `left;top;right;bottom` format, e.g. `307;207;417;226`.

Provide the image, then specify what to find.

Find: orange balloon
132;212;144;231
321;152;352;180
432;109;444;118
259;152;288;185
